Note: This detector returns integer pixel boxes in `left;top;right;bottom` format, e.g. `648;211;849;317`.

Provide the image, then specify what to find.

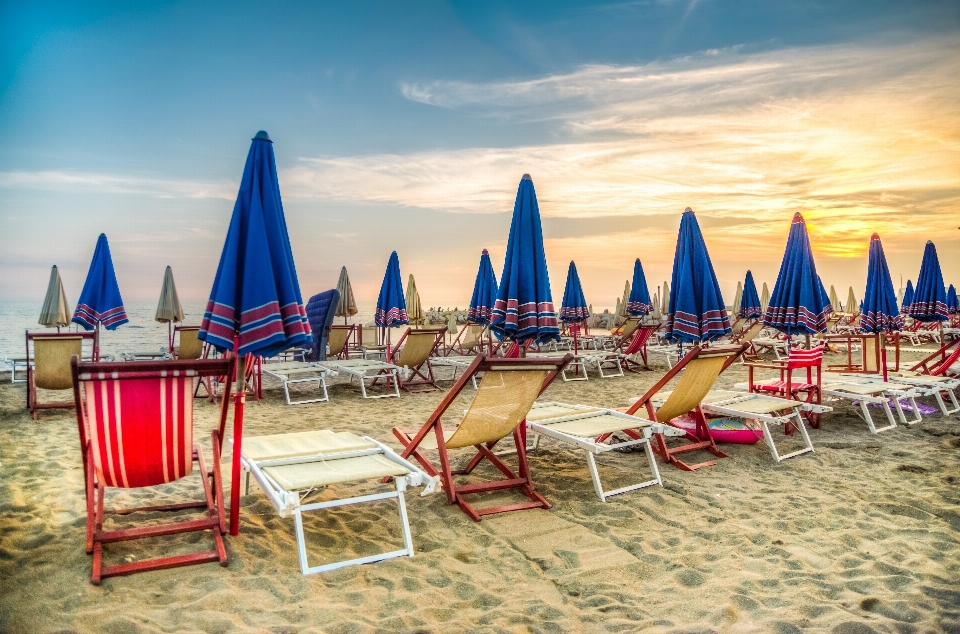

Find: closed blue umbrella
73;233;129;333
467;249;498;325
490;174;559;345
738;271;763;319
946;284;958;314
664;208;731;343
198;131;310;535
559;261;589;323
626;259;652;315
906;241;948;322
818;277;833;315
375;251;409;341
763;213;830;335
901;280;914;314
860;233;903;333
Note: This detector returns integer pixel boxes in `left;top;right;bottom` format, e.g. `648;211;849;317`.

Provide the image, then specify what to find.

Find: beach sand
1;350;958;633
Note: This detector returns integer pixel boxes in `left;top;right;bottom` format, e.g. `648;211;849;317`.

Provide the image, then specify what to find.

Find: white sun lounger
530;350;624;380
430;355;480;387
236;430;439;574
525;401;685;501
820;375;920;432
322;358;403;398
261;361;337;405
2;356;29;383
648;389;832;463
874;371;960;416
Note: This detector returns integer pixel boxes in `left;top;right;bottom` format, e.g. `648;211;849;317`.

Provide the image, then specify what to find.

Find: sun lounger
817;375;919;433
878;372;960;416
2;356;28;383
392;354;572;521
389;327;446;392
70;354;238;584
525;401;685;501
322;358;403;398
237;430;438;574
261;361;337;405
529;349;623;380
27;331;97;418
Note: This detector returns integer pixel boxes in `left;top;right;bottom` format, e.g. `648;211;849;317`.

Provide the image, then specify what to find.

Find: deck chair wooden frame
448;323;487;356
621;344;747;471
198;346;261;402
328;325;355;359
617;324;659;371
747;345;825;430
525;401;685;501
261;361;336;405
70;354;238;584
26;330;97;419
909;339;960;377
392;354;572;521
390;327;447;392
173;326;203;360
237;430;438;574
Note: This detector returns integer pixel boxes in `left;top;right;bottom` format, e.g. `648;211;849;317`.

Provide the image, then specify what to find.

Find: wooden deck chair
261;361;336;405
70;354;238;584
238;430;438;574
26;331;96;419
909;339;960;377
727;317;746;339
747;345;825;430
525;401;686;501
327;325;355;360
737;322;767;363
389;327;446;392
448;323;486;356
360;326;387;358
610;317;642;351
617;324;659;371
392;354;572;521
622;344;747;471
173;326;203;360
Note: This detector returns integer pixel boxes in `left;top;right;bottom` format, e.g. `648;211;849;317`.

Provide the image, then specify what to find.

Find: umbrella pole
168;321;173;355
573;323;579;375
229;336;245;536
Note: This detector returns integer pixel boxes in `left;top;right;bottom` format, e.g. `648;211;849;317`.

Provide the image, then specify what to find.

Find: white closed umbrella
155;266;185;352
39;265;70;329
335;266;358;324
731;280;743;318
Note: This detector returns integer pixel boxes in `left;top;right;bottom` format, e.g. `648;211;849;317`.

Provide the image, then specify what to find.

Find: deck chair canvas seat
27;331;96;418
327;325;355;360
238;430;438;574
174;326;204;360
392;355;572;521
261;361;337;405
71;355;239;584
322;358;403;398
390;327;446;392
525;402;685;501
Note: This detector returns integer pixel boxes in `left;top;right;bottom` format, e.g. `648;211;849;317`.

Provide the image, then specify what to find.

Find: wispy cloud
0;170;235;199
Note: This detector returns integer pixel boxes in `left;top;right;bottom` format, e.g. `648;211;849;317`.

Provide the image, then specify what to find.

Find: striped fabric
200;299;310;355
491;298;559;343
467;304;494;323
625;301;653;314
666;308;731;342
785;345;824;368
375;306;409;328
559;305;590;321
73;304;129;330
860;310;903;333
82;371;196;488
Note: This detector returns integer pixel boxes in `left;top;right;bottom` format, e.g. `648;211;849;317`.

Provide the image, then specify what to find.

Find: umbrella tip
253;130;271;141
871;233;880;241
482;249;488;255
684;207;693;213
926;239;933;244
792;212;804;223
521;173;532;181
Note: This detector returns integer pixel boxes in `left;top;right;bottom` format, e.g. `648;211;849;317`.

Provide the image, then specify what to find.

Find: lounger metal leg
597;358;624;379
278;376;330;405
561;360;588;382
856;398;896;434
934;388;960;416
584;438;663;502
762;413;815;463
891;395;922;426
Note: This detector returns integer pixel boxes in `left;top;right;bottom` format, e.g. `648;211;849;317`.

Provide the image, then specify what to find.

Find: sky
1;0;958;313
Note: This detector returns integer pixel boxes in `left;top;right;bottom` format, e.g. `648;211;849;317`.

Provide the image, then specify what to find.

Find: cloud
0;170;235;200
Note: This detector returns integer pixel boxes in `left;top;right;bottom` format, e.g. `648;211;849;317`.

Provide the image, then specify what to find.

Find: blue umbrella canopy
860;233;904;333
906;240;948;322
199;131;311;357
664;208;731;343
375;251;409;328
626;259;652;315
73;233;129;331
818;276;833;315
901;280;915;314
559;261;590;323
947;284;959;314
738;271;763;319
490;174;559;344
763;213;830;335
467;249;498;325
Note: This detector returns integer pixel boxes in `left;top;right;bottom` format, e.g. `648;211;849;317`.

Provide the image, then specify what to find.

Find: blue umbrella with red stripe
490;174;559;345
73;233;128;359
906;241;948;322
626;259;652;316
559;261;589;324
198;131;310;535
467;249;498;325
738;271;762;319
375;251;409;345
664;208;731;343
901;280;914;314
763;213;830;335
947;285;959;314
860;233;903;333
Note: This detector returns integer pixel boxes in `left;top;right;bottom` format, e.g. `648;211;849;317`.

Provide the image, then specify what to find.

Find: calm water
0;300;378;360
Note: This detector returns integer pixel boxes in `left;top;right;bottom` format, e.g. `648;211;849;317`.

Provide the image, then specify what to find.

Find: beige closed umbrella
335;266;358;324
661;281;670;316
39;265;71;329
405;274;423;327
731;281;743;318
847;286;859;315
615;280;630;325
760;282;770;313
156;266;185;352
651;291;661;320
829;285;840;312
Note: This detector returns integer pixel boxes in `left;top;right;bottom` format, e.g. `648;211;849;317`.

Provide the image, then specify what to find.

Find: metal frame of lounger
819;380;916;433
322;359;403;399
2;357;29;383
430;355;480;387
261;361;337;405
826;373;934;424
877;373;960;416
530;350;622;381
236;431;439;575
526;402;685;501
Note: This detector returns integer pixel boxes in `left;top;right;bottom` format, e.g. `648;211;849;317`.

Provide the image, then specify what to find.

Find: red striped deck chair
621;344;746;471
392;354;572;521
71;355;239;584
910;338;960;377
26;330;96;419
747;344;825;430
618;324;659;371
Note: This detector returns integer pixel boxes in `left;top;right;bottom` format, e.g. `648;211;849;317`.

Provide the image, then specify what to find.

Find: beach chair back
176;327;203;360
328;325;354;358
461;324;485;350
786;345;824;369
737;321;764;344
653;352;730;423
361;326;380;347
825;314;842;332
34;336;83;390
393;328;445;367
445;366;550;449
622;325;656;356
618;317;641;341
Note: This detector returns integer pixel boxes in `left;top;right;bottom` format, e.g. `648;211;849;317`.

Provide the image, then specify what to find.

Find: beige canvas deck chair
623;344;747;471
392;354;572;521
261;361;337;405
327;324;355;359
238;430;438;575
525;402;685;501
174;326;204;360
360;326;387;358
322;358;403;398
448;323;487;356
648;389;832;463
26;331;96;419
389;327;446;392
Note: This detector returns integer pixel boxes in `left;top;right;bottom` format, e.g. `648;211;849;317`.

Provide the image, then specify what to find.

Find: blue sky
1;0;958;311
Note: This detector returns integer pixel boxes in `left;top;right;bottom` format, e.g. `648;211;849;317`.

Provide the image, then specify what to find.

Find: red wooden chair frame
26;330;97;418
392;354;572;521
620;344;746;471
71;354;239;584
910;338;960;377
447;322;487;356
747;344;825;430
328;324;356;359
387;327;447;392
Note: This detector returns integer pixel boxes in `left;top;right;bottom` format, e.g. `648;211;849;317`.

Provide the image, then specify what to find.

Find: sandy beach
1;349;958;634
